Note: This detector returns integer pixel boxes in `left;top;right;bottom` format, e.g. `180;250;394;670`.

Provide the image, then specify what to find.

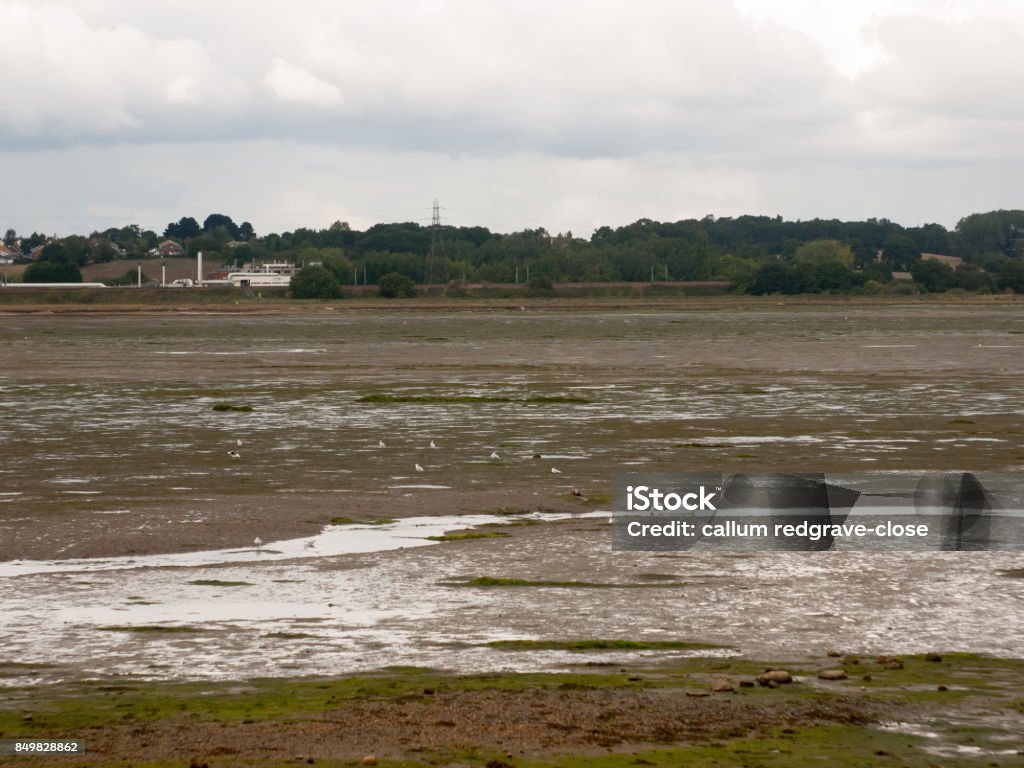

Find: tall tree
203;213;240;239
164;217;201;239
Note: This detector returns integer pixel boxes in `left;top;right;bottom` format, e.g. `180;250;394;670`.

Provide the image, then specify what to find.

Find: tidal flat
1;299;1022;765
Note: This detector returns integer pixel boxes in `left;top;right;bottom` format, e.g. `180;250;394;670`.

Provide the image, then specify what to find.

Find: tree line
6;209;1024;294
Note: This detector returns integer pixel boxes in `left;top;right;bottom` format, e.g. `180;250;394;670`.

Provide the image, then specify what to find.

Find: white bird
551;467;562;474
490;451;501;460
254;536;262;548
415;463;424;472
227;450;241;459
378;440;386;448
429;440;437;449
236;438;243;447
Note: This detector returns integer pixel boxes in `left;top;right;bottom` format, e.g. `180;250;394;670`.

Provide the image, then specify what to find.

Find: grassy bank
1;653;1020;767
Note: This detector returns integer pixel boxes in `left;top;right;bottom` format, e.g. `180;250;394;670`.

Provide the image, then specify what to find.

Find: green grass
211;403;254;412
2;655;1020;767
0;669;649;736
486;639;723;651
510;725;971;768
427;531;512;541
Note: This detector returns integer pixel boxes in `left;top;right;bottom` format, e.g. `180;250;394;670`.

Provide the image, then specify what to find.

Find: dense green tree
954;263;995;292
3;228;16;247
164;216;201;239
91;240;120;263
290;264;342;299
40;237;89;266
810;260;855;292
954;210;1024;260
997;261;1024;293
849;239;879;269
750;261;803;295
794;239;853;265
861;261;893;284
905;222;952;255
203;213;240;239
909;259;956;292
378;271;415;298
22;232;48;251
23;260;82;283
882;234;922;271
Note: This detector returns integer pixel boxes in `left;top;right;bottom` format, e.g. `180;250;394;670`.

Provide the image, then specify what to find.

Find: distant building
0;243;20;263
29;244;46;261
149;240;186;257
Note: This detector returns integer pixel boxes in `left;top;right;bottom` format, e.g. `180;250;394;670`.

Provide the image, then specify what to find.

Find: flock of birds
230;438;566;473
231;435;574;552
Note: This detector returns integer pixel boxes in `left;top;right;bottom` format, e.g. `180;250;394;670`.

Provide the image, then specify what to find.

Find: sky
1;0;1023;239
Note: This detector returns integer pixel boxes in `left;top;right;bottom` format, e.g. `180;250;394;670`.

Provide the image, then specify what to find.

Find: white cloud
0;1;247;139
2;1;1024;234
262;58;343;108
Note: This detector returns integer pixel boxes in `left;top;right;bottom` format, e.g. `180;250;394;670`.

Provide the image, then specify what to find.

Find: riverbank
2;653;1021;766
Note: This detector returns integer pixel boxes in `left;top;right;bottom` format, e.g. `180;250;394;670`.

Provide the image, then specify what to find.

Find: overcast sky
2;0;1022;238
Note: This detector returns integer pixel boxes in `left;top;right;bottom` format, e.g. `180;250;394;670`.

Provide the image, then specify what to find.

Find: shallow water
2;308;1024;684
2;512;1022;686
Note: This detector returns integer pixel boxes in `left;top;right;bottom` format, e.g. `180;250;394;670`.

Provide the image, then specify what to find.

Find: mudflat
1;298;1022;766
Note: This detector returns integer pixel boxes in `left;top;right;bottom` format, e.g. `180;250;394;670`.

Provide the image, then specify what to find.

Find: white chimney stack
197;251;203;287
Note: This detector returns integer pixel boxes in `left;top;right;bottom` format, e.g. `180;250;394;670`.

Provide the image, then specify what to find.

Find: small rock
710;678;736;693
937;685;948;692
842;656;860;665
422;687;435;695
882;660;904;670
21;714;32;722
189;760;208;768
862;674;873;682
924;652;942;663
738;680;755;688
757;669;792;686
361;757;377;767
818;669;848;681
826;649;842;657
307;759;315;765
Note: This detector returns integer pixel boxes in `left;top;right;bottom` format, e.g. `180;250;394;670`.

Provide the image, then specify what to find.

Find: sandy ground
0;490;581;562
